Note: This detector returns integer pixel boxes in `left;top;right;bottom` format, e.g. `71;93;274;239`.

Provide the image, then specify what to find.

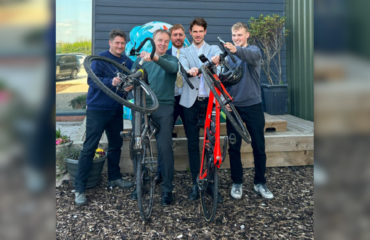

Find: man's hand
211;55;220;66
225;104;232;112
224;42;237;53
124;85;133;92
112;77;121;86
140;51;156;62
187;67;199;77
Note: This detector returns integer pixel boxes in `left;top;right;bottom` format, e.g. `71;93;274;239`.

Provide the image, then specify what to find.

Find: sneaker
108;178;134;188
75;192;87;205
230;183;243;199
254;184;274;199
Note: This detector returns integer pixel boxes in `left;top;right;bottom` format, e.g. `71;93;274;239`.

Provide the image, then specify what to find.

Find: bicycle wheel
136;137;155;221
84;55;159;114
201;66;251;143
200;146;218;223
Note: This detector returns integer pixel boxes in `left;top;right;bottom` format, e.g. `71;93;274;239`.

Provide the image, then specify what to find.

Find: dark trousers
75;110;123;193
183;98;209;185
152;105;175;192
226;103;266;185
173;95;187;134
157;95;187;175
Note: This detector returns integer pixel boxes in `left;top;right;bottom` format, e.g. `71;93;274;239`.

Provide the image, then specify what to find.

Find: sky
56;0;92;43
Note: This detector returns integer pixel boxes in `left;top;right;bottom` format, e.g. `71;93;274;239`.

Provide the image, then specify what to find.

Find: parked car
75;53;87;66
56;54;81;79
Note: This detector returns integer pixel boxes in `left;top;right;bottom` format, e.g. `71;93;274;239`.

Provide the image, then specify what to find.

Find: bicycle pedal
120;130;132;138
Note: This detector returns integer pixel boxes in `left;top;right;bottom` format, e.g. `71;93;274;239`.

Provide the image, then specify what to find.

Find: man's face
109;36;126;56
171;28;186;48
232;28;249;47
189;25;207;45
154;32;170;55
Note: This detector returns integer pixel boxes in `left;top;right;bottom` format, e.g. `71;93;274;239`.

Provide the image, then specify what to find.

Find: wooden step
73;114;312;173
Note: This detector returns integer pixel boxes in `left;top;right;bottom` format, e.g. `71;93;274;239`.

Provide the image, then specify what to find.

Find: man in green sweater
131;29;178;206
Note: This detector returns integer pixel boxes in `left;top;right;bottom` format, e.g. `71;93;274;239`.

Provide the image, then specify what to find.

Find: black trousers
226;103;266;185
183;98;209;185
75;110;123;193
157;95;187;176
151;105;175;192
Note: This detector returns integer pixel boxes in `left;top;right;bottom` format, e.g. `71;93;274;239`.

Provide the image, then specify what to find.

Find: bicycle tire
201;66;251;144
84;55;159;114
200;157;218;223
136;137;155;221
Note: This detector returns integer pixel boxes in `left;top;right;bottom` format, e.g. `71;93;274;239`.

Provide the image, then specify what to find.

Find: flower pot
261;84;288;115
56;141;73;153
64;154;107;189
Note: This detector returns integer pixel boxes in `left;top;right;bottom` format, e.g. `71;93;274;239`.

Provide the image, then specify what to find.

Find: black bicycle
84;37;159;221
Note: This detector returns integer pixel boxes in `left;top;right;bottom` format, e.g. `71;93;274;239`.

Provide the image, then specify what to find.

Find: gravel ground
56;166;313;239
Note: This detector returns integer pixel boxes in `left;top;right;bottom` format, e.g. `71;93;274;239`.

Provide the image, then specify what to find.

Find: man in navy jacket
74;29;134;205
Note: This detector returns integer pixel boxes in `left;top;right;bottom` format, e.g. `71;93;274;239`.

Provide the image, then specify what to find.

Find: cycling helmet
219;65;243;87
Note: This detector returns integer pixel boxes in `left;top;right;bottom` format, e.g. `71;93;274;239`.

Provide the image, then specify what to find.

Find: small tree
249;14;289;85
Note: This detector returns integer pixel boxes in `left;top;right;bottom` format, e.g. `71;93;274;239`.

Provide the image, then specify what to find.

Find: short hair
109;29;127;41
153;29;171;40
231;22;249;32
190;17;207;31
169;24;185;35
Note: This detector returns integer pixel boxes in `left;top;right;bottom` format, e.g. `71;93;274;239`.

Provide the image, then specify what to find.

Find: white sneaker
254;184;274;199
230;183;243;199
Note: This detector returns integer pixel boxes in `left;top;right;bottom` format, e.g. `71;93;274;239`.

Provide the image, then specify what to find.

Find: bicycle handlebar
217;37;237;63
178;62;194;89
130;37;156;60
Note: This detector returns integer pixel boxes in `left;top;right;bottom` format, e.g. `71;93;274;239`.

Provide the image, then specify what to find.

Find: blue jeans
75;109;123;192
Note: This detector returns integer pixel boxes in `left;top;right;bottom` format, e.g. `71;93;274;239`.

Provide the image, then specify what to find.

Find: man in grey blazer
179;17;223;202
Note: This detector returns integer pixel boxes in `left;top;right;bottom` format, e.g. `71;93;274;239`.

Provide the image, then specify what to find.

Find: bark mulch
56;166;314;239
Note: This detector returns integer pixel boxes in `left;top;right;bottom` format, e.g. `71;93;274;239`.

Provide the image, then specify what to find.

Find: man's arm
155;56;178;73
87;60;114;90
232;45;261;67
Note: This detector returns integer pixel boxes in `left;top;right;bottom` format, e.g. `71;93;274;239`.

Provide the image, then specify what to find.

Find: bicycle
185;37;252;222
84;37;160;221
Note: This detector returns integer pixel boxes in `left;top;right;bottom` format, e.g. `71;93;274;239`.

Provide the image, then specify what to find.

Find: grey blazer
179;42;222;108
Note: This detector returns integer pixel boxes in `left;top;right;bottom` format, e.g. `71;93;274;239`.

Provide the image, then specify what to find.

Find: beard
172;40;184;48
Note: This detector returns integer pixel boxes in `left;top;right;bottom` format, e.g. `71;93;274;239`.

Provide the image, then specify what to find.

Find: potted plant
69;93;87;109
60;147;107;188
56;128;72;152
249;14;289;115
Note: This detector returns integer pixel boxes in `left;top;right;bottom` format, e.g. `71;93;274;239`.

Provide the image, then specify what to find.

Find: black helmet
219;65;243;87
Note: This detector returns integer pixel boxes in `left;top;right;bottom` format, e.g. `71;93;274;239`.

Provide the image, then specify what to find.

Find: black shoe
207;185;223;203
131;187;137;200
155;171;163;185
188;184;200;201
161;192;173;206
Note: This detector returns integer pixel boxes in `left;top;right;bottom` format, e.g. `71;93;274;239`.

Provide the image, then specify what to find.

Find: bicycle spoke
136;137;155;221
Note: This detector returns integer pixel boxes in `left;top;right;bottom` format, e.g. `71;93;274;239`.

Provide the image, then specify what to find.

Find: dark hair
153;29;171;40
109;29;127;41
169;24;185;35
190;17;207;31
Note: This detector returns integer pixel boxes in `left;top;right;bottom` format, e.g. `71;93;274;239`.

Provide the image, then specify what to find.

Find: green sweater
133;54;178;106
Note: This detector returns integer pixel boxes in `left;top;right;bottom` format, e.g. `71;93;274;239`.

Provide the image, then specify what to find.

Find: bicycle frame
198;73;234;180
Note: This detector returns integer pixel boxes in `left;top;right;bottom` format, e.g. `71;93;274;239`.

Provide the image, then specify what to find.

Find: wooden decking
74;114;313;173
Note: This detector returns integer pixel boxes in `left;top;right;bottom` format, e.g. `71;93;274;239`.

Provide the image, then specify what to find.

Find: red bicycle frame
198;73;234;180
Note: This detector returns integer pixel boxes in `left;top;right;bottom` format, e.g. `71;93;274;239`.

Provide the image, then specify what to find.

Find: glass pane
56;0;91;112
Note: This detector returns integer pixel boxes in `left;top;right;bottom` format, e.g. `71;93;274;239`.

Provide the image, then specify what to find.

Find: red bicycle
183;38;252;222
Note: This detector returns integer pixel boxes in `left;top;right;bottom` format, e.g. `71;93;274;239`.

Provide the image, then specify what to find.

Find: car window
59;56;67;64
67;56;77;63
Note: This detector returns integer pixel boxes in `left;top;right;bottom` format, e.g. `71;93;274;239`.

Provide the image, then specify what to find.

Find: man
179;18;223;202
156;24;188;185
132;29;178;206
212;22;274;200
74;29;134;205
